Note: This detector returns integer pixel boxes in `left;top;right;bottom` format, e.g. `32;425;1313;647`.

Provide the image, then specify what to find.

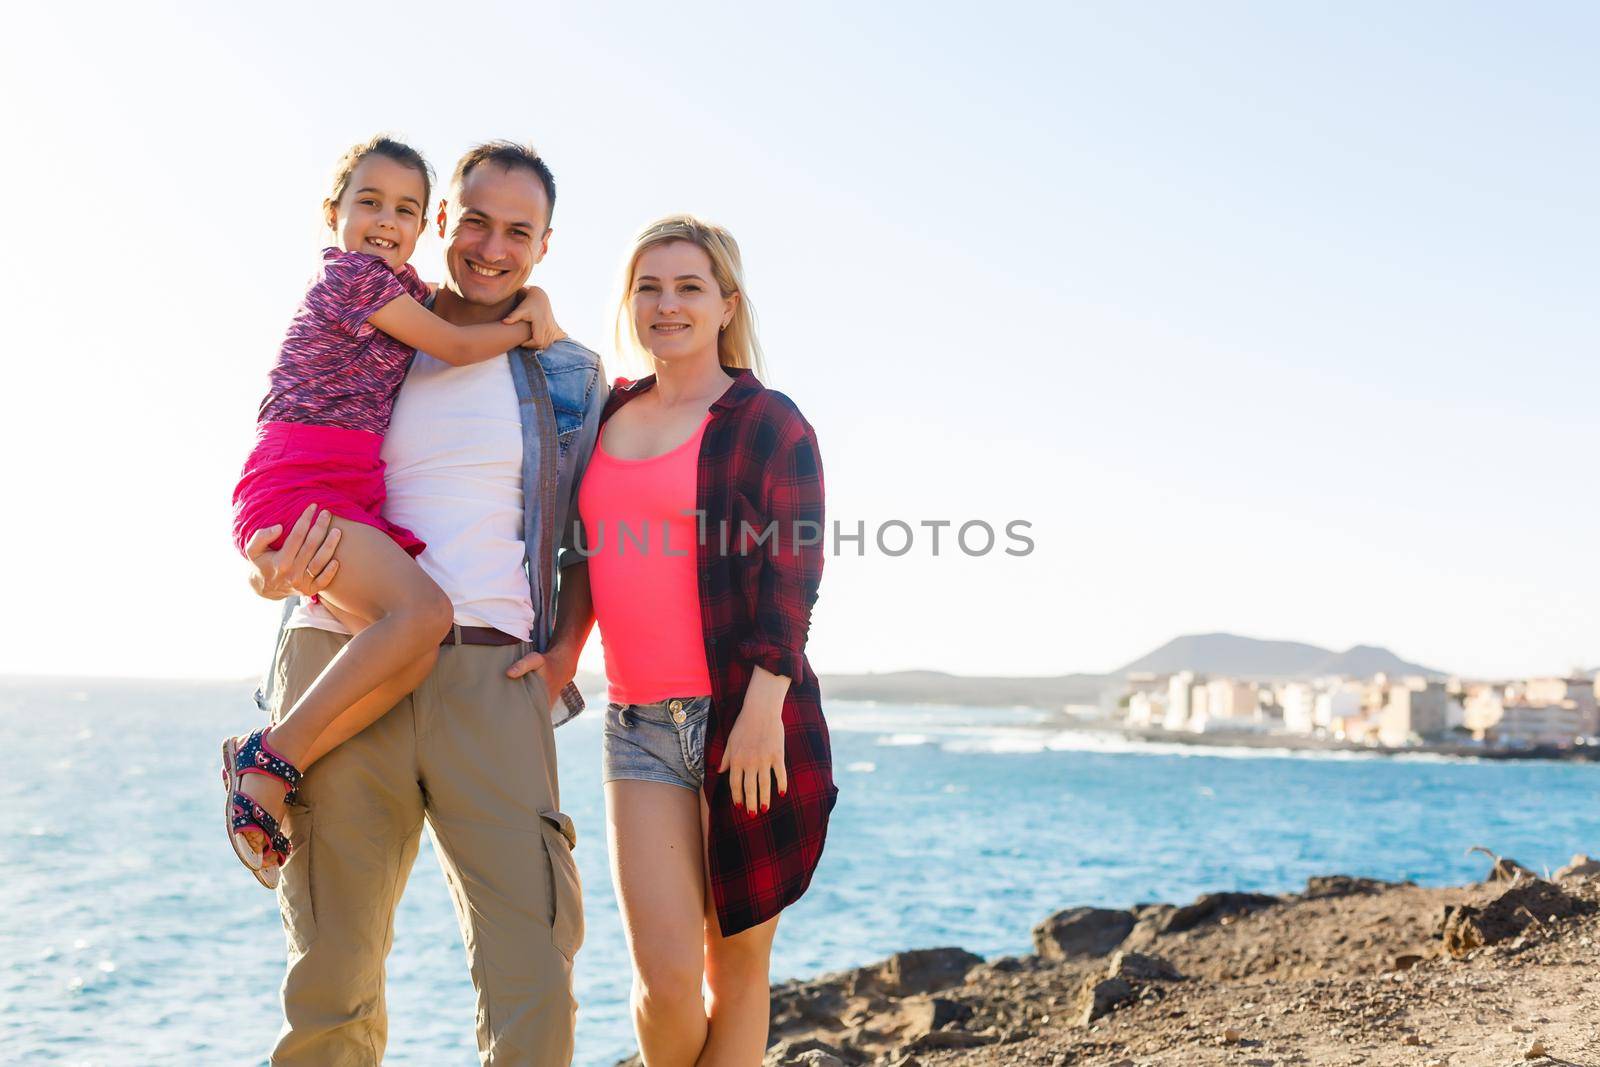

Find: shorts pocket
677;708;709;784
277;803;317;953
539;811;585;961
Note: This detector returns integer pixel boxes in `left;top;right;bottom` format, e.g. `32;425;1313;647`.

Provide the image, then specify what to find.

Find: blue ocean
4;678;1596;1066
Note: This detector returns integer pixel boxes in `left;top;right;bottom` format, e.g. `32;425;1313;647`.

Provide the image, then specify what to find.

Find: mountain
1117;633;1445;680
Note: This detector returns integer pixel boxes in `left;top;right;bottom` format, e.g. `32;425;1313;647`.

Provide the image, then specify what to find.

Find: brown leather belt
440;624;523;647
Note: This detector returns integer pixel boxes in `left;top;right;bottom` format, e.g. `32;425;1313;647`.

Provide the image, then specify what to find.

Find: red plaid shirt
602;368;838;935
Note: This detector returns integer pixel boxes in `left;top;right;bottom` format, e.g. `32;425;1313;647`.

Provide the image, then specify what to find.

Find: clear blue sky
2;1;1595;680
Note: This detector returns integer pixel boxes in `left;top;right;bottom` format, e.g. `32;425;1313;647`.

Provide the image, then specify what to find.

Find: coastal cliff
624;851;1600;1066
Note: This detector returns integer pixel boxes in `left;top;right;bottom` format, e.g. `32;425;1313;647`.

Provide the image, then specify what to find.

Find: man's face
443;163;552;306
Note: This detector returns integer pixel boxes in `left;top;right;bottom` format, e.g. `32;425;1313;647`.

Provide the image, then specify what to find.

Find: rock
1554;853;1600;880
1120;904;1176;952
1440;880;1596;959
1392;953;1425;971
899;995;972;1039
1106;950;1183;982
1032;907;1136;960
1164;892;1281;934
769;980;849;1030
899;1029;994;1052
1526;1038;1548;1058
1222;1027;1244;1044
849;947;983;997
792;1053;844;1067
1303;875;1400;899
762;1038;852;1067
1402;1033;1423;1046
1487;856;1537;883
1072;976;1135;1025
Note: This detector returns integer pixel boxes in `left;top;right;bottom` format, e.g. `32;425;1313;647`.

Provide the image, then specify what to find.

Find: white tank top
289;350;535;638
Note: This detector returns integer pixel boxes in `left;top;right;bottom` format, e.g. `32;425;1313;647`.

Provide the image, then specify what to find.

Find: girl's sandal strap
231;792;293;867
233;728;304;804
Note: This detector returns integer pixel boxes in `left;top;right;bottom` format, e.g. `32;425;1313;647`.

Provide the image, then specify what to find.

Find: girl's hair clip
436;200;448;239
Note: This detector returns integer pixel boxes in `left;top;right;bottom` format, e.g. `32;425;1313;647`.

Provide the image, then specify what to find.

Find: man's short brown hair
451;141;557;229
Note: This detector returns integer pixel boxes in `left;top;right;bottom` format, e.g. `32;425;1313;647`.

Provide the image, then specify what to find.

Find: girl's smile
325;155;427;272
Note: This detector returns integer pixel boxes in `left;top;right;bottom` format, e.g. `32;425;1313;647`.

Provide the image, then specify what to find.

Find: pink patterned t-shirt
256;247;432;436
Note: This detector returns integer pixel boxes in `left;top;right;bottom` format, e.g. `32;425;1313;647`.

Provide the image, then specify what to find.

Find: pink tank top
579;415;714;704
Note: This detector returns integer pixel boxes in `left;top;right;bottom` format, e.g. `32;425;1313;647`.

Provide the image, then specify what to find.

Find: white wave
875;733;934;747
939;730;1056;754
846;761;877;773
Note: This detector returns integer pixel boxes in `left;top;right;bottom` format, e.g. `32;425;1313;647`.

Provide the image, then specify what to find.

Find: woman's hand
718;666;791;815
501;286;568;350
244;504;341;600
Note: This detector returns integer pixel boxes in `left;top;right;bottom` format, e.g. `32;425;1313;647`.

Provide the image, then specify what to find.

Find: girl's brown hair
324;134;434;220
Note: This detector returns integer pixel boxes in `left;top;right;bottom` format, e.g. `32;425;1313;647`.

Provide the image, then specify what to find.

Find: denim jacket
256;338;607;727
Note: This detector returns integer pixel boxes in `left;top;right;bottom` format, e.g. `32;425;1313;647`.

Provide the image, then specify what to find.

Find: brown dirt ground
759;872;1600;1067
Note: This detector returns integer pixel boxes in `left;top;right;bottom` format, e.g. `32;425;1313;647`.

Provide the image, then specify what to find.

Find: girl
581;216;838;1065
223;135;554;888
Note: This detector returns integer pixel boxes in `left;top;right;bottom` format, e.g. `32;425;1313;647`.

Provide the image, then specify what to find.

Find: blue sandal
221;728;303;889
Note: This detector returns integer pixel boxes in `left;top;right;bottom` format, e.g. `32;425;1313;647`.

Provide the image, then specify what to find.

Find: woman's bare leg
696;792;779;1067
608;779;712;1066
235;518;450;854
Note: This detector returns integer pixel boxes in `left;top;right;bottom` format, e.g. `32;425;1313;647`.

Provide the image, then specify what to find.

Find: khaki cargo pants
266;627;584;1066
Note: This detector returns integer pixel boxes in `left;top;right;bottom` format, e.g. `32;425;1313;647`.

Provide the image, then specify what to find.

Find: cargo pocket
538;810;585;961
277;804;316;953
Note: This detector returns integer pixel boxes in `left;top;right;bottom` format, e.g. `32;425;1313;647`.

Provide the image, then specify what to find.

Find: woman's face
326;155;426;271
630;240;736;366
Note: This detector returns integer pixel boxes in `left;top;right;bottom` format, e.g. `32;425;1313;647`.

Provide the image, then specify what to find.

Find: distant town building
1466;677;1597;744
1378;679;1450;746
1126;690;1166;728
1463;683;1505;737
1204;678;1258;722
1115;665;1591;750
1164;671;1196;731
1315;683;1362;731
1280;682;1316;734
1189;683;1211;730
1489;702;1589;747
1522;677;1600;736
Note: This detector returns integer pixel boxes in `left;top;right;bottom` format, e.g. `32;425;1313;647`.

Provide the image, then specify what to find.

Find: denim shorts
602;695;711;792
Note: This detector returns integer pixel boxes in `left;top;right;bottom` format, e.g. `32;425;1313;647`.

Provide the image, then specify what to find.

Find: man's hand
245;504;341;600
501;286;568;350
507;640;579;709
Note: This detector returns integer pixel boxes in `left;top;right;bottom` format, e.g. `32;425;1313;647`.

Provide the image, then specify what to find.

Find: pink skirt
231;421;425;559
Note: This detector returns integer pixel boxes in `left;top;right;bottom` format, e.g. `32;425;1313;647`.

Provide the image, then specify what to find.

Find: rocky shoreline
623;851;1600;1066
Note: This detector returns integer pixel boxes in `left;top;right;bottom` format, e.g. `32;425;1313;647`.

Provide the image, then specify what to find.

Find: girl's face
630;240;736;367
325;155;427;272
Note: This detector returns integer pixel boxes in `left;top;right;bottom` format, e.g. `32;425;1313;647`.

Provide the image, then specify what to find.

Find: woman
580;215;837;1065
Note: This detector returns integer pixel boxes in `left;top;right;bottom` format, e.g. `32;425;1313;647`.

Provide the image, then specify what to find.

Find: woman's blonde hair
612;214;767;379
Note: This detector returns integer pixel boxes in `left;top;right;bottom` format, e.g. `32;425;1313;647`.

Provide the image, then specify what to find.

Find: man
242;141;602;1066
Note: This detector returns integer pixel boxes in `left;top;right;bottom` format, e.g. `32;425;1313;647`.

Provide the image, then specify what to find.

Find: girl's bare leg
696;792;779;1067
235;518;450;854
607;779;711;1066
